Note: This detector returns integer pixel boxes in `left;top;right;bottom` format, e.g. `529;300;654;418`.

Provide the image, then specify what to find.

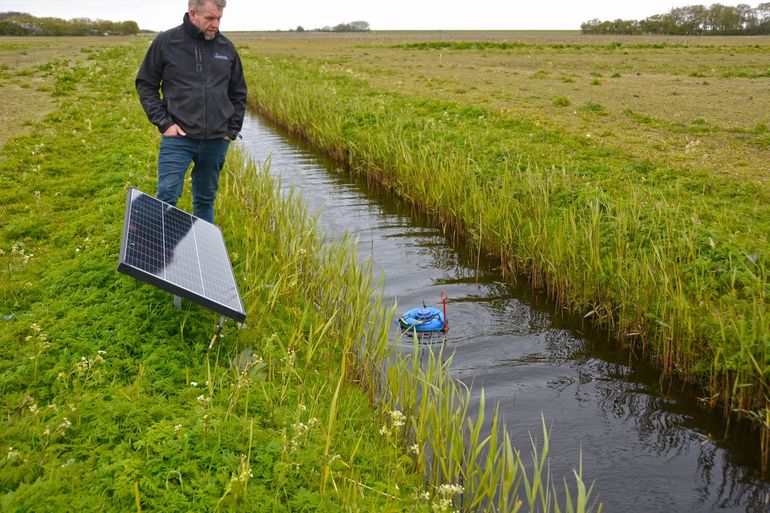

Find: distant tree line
0;12;139;36
582;3;770;35
291;20;371;33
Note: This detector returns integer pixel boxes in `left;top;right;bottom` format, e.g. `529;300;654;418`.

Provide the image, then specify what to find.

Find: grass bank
0;38;598;511
0;39;430;511
234;34;769;462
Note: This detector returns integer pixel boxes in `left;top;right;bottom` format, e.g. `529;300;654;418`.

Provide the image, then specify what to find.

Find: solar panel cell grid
118;188;246;322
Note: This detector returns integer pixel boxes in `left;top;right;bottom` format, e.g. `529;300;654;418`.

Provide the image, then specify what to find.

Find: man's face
189;1;223;40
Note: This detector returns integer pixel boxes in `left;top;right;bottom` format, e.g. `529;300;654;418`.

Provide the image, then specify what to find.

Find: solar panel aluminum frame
117;188;247;323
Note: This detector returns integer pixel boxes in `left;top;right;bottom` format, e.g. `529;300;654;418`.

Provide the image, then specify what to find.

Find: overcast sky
0;1;756;31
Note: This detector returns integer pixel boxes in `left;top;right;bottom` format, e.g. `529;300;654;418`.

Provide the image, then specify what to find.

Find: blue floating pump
398;294;448;333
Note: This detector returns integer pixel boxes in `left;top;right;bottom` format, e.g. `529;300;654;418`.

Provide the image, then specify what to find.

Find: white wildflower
7;447;19;460
390;410;406;428
431;498;453;513
292;422;308;436
437;483;464;496
284;348;296;366
415;490;430;501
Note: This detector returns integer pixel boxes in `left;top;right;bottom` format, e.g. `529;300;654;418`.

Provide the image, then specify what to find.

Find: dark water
239;114;770;512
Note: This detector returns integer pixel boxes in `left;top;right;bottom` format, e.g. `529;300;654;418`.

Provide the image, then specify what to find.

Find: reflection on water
239;114;770;513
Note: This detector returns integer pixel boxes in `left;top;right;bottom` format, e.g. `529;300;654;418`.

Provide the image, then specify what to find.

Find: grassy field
230;31;770;463
0;36;597;512
0;37;128;147
233;30;770;183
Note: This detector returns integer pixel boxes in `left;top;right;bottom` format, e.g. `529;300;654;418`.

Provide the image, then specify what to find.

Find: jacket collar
182;12;216;41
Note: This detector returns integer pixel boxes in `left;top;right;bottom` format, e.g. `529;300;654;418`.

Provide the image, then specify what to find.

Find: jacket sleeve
227;49;248;139
135;36;175;134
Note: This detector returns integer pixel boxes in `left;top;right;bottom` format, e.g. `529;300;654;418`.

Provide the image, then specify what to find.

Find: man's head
188;0;226;40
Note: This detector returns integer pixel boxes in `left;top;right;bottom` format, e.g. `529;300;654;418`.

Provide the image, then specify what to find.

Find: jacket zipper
195;43;208;138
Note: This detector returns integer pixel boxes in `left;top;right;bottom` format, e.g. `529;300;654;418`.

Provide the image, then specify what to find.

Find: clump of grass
583;100;606;113
553;96;571;107
396;41;529;51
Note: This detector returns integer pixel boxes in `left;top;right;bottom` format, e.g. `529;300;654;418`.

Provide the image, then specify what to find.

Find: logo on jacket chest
213;52;230;61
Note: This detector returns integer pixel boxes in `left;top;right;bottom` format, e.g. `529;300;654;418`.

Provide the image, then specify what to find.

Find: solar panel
117;187;246;322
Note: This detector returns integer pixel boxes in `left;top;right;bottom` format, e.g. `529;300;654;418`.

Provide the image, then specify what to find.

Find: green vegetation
0;12;138;37
0;38;597;511
233;32;769;465
317;21;371;33
0;40;421;511
582;3;770;35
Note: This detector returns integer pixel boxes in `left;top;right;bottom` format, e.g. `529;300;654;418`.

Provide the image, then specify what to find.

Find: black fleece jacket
135;13;247;140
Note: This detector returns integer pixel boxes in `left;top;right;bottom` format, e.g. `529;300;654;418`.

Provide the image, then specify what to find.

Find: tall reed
381;336;599;512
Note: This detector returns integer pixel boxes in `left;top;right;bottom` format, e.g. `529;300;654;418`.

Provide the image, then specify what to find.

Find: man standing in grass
135;0;247;225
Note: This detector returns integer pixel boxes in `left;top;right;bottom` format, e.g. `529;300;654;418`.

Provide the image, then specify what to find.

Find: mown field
233;30;770;181
229;31;770;462
0;36;597;512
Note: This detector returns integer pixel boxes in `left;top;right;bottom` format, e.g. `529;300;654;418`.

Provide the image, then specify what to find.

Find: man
135;0;247;224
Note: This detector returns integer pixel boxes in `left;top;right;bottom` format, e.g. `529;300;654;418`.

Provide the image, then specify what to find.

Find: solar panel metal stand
173;295;182;309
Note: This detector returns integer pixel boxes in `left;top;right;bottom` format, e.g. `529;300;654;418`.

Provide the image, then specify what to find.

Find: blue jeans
157;136;231;224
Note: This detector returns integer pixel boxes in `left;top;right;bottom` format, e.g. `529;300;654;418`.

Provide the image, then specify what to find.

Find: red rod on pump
441;292;448;332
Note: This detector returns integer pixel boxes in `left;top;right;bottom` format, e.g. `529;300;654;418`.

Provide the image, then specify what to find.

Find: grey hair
188;0;226;10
